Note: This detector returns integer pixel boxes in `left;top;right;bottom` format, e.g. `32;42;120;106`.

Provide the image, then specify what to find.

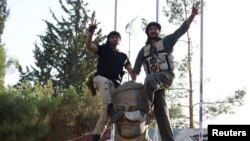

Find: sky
2;0;250;127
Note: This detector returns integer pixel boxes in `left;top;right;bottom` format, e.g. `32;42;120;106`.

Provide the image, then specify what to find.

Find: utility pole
111;1;118;140
199;0;204;141
114;0;117;30
156;0;159;22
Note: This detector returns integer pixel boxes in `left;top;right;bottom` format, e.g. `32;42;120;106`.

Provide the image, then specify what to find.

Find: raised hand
192;1;200;15
87;18;100;33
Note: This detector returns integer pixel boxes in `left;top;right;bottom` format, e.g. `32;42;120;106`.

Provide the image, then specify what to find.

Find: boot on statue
107;103;123;123
92;134;100;141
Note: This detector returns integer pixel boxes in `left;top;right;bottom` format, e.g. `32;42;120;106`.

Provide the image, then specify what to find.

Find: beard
150;36;159;40
149;33;159;40
110;41;119;48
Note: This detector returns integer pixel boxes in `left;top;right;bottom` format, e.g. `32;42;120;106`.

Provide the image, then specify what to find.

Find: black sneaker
107;103;124;123
92;134;100;141
109;111;124;123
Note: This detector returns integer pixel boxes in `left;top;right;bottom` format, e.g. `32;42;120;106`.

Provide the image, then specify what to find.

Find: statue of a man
111;81;152;141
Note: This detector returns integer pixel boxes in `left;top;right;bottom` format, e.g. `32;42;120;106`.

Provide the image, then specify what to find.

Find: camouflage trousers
93;75;115;135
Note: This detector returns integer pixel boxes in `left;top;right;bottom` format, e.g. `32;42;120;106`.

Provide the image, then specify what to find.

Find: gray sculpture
111;81;152;141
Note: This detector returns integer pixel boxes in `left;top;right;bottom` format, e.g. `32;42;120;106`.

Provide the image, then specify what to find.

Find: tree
40;82;101;140
15;0;106;138
162;0;246;128
0;0;8;39
0;44;6;90
0;0;18;91
18;0;105;95
0;82;59;141
0;0;8;90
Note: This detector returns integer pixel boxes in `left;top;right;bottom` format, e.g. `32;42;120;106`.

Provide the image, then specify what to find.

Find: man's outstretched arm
187;1;200;26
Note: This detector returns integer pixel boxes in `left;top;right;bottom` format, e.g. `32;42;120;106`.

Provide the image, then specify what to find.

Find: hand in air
87;18;100;33
192;1;200;15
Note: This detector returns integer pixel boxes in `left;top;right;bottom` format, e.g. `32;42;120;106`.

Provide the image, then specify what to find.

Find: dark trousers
138;72;175;141
154;90;175;141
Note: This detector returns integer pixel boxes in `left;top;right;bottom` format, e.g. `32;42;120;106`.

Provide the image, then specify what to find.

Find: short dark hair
145;22;161;34
107;31;121;39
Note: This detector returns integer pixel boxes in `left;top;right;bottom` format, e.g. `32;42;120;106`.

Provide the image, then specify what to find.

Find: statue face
113;89;147;139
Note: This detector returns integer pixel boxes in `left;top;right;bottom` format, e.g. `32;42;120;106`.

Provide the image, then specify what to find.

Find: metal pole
114;0;117;31
199;0;204;141
111;124;115;141
111;1;117;141
156;0;159;22
128;33;131;81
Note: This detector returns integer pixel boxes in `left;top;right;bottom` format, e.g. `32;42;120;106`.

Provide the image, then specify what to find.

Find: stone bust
111;81;152;141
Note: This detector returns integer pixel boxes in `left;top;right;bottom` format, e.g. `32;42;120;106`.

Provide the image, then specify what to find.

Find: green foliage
1;0;102;139
0;44;19;90
204;89;247;119
0;78;101;140
18;0;105;94
75;87;101;134
169;105;188;128
0;0;19;90
163;0;193;25
0;44;5;90
13;0;104;138
0;0;9;37
0;82;59;141
42;84;101;140
0;0;8;90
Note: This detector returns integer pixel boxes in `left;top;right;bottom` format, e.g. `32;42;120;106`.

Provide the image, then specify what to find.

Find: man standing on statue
84;18;133;141
125;2;200;141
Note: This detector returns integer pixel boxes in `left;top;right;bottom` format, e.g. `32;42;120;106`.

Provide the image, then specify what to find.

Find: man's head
145;22;161;45
145;22;161;35
106;31;121;47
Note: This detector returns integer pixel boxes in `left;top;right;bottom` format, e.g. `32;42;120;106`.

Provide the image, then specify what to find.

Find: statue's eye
128;106;138;112
116;106;125;112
